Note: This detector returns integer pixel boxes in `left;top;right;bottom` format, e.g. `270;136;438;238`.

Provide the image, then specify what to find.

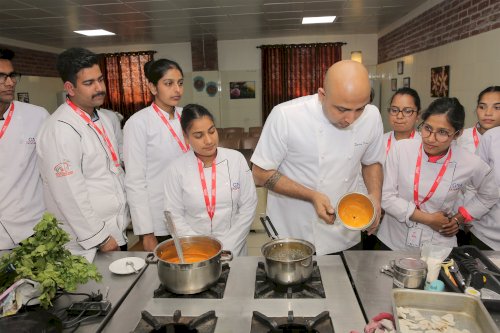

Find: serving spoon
164;211;185;264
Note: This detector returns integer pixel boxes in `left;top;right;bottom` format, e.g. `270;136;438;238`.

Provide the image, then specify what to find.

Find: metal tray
392;289;499;333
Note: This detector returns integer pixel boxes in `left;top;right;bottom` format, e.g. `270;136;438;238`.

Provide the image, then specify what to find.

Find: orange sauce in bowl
161;253;211;264
338;193;374;229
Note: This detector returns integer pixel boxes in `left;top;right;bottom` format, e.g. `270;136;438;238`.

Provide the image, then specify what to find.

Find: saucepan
146;235;232;294
260;216;315;286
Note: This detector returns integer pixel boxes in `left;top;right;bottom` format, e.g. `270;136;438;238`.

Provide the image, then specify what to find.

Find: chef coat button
347;156;352;160
344;178;348;182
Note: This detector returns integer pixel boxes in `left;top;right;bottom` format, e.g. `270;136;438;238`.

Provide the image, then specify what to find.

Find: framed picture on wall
391;78;397;91
403;77;411;88
430;65;450;97
397;61;404;75
17;92;29;103
229;81;256;99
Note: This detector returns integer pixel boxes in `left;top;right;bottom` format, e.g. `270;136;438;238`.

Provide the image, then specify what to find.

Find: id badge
406;227;422;247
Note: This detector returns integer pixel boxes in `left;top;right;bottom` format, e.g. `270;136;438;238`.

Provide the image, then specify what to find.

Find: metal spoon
164;211;185;264
126;260;139;274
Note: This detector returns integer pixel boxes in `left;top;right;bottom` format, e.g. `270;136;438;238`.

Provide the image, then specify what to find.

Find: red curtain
260;43;344;122
98;51;155;123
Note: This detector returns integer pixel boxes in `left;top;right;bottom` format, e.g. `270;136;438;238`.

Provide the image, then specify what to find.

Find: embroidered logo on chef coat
354;141;369;146
25;137;36;144
449;182;463;191
232;182;240;191
54;160;74;178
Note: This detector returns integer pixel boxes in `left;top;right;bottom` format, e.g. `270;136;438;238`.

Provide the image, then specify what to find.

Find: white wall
15;76;63;113
376;28;500;132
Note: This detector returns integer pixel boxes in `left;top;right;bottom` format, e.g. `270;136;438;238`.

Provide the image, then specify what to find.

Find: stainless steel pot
147;235;232;294
260;216;316;286
381;257;427;289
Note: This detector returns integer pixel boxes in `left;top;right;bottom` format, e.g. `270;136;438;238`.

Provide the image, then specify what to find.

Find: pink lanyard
0;103;14;140
152;103;189;152
472;126;479;149
386;129;415;156
197;158;216;221
413;143;452;209
67;100;120;167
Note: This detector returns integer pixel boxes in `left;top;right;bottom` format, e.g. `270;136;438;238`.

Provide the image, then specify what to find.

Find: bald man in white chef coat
252;60;384;255
0;48;49;250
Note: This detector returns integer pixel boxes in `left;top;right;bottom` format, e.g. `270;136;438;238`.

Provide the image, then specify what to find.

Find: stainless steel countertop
52;251;148;332
343;250;500;328
105;255;367;333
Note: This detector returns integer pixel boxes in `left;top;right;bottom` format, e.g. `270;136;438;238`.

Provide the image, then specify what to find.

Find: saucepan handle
221;250;233;262
145;252;158;264
260;215;279;240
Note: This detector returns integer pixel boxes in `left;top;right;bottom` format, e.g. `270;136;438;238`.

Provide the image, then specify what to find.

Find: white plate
108;257;146;275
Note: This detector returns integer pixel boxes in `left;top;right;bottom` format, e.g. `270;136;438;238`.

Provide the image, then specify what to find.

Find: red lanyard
472;126;479;149
386;130;415;156
413;143;452;209
197;157;216;221
0;103;14;141
152;102;189;153
67;100;120;167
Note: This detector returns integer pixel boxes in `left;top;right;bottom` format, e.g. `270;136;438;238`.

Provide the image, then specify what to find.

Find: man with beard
0;48;48;250
37;48;128;262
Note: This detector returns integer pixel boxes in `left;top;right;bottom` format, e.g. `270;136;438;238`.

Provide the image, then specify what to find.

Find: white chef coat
99;109;123;162
123;105;186;236
378;139;498;250
251;94;384;255
473;126;500;249
0;101;48;249
36;103;128;262
164;148;257;256
456;126;481;153
358;130;421;193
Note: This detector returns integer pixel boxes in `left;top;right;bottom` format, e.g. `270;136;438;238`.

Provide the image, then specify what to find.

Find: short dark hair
477;86;500;104
390;87;421;111
144;59;183;85
180;104;214;133
57;48;98;85
422;97;465;132
0;48;14;60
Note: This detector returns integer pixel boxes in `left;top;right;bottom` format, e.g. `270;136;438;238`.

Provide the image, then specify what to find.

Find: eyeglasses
388;107;417;117
418;123;459;142
0;72;21;84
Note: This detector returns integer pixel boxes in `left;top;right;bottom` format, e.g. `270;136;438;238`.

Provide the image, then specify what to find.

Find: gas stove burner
251;310;334;333
154;264;229;299
133;310;217;333
254;261;326;299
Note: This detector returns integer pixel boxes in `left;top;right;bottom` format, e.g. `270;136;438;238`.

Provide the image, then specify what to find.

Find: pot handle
259;215;279;240
221;250;233;262
145;252;158;264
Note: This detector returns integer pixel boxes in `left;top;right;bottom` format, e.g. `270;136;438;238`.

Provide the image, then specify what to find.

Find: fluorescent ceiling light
74;29;115;36
302;16;336;24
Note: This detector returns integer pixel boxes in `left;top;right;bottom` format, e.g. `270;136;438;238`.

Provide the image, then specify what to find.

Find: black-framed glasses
0;72;21;84
418;123;459;142
387;107;417;117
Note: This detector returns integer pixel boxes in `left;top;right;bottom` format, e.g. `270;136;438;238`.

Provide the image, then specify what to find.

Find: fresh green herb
0;213;102;308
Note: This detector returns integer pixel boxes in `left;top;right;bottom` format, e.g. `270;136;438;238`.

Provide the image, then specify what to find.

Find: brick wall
191;37;218;71
0;44;59;77
378;0;500;63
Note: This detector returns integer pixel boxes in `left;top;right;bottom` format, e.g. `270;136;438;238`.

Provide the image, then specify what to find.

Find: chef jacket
99;109;123;162
378;139;498;250
164;148;257;256
251;94;384;255
358;130;421;193
0;101;48;249
473;126;500;249
123;105;186;236
456;126;481;154
36;103;128;262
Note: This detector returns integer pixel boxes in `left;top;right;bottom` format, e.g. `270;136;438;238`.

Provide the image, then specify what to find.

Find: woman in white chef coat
457;86;500;153
472;126;500;250
123;59;187;251
163;104;257;256
377;97;499;250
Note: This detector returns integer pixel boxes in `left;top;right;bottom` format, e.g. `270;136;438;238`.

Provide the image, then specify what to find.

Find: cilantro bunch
0;213;102;308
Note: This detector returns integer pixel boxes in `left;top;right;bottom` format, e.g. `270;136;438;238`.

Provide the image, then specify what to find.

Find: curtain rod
100;50;157;56
257;42;346;49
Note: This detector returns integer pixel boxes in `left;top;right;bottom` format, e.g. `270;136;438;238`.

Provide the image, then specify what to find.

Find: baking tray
392;289;499;333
